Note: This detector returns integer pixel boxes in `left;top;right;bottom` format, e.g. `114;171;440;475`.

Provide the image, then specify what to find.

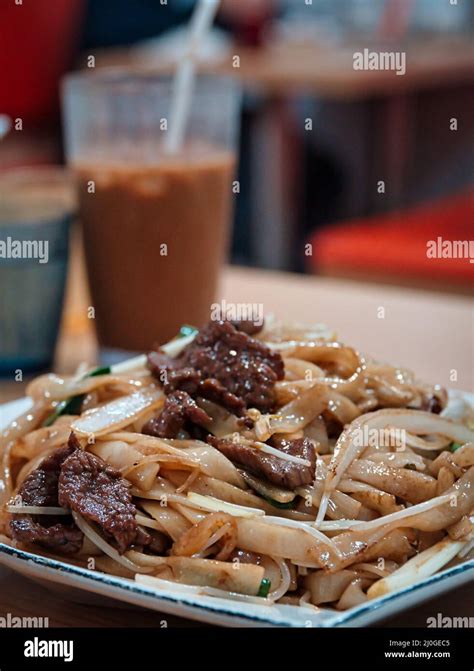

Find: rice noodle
261;515;341;554
367;537;467;599
71;512;149;573
316;410;474;525
72;389;164;437
186;492;265;518
268;557;292;601
343;494;452;532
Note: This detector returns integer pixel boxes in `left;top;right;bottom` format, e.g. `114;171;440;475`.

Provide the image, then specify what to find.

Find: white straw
165;0;221;154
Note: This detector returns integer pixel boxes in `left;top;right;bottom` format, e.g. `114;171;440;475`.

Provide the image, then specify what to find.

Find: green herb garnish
260;494;295;510
88;366;111;377
43;365;111;427
257;578;271;598
450;442;463;452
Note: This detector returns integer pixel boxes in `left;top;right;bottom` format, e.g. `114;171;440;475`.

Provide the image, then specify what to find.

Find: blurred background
0;0;473;389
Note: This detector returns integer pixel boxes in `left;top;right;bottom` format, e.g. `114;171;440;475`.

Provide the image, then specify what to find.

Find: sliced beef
198;378;246;416
207;436;316;490
230;318;264;336
164;367;201;395
13;443;74;508
142;390;211;439
10;441;83;554
10;433;162;556
58;448;144;554
148;320;284;415
9;517;83;554
182;321;284;412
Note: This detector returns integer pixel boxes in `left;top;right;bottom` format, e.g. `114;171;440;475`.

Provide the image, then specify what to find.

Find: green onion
260;494;295;510
42;366;111;427
43;396;85;427
88;366;111;377
178;324;198;339
257;578;271;598
450;442;463;452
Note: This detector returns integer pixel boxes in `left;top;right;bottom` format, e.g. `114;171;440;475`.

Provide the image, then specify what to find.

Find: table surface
1;260;473;626
96;38;474;98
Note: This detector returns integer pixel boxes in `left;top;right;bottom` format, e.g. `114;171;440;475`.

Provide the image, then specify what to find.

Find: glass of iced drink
62;70;239;359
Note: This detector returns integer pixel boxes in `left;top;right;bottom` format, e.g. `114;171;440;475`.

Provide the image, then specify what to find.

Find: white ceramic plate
1;394;473;628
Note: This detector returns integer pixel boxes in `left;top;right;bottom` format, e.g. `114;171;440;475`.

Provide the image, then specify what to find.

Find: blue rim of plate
0;542;293;627
0;541;472;627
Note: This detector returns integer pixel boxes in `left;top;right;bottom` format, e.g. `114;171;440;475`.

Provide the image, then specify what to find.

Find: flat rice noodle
428;452;463;478
447;515;472;541
339;479;400;515
323;392;361;425
401;466;474;532
1;401;48;505
256;383;330;439
275;381;313;406
345;466;474;538
323;410;474;520
436;467;456;495
182;444;245;488
195;398;241;438
281;342;360;378
452;444;474;469
283;358;325;381
361;451;426;472
72;390;164;438
165;471;281;516
171;512;237;560
322;528;414;573
146;556;265;596
27;372;150;402
367;376;414;407
297;484;362;520
367;537;466;599
347;459;437;504
304;569;357;605
102;434;203;471
11;416;77;460
90;440;159;490
235;517;337;566
336;577;372;610
304;416;329;453
139;502;191;541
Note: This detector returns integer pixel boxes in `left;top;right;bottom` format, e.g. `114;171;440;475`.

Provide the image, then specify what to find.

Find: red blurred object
0;0;84;124
226;0;274;47
308;191;474;291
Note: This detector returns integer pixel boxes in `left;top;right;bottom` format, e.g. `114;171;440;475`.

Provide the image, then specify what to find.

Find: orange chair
307;191;474;294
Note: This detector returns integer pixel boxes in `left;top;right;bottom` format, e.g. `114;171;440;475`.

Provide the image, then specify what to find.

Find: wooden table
1;262;473;625
96;38;474;98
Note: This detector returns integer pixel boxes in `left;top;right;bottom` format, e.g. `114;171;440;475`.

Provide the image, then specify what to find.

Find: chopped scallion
257;578;271;598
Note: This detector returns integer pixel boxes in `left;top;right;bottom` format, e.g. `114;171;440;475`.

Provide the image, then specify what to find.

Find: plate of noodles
1;317;473;627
